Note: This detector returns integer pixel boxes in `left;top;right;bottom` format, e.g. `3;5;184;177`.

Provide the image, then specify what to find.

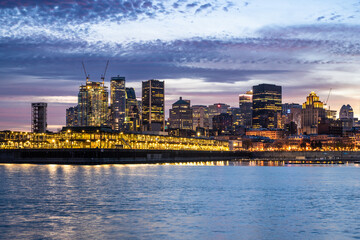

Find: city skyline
1;0;360;131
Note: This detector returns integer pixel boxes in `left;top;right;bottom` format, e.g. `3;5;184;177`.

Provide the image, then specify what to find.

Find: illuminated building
66;106;78;127
326;109;337;120
125;87;141;131
0;128;229;152
110;76;126;131
301;91;325;135
246;128;284;140
78;81;109;127
192;105;209;130
169;97;193;130
142;79;165;131
252;84;282;129
239;91;252;128
228;107;241;127
31;102;47;133
208;103;230;129
339;104;354;132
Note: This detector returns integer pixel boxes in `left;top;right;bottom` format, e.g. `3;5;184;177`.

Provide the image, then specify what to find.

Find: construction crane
325;88;332;105
101;60;109;85
82;61;89;82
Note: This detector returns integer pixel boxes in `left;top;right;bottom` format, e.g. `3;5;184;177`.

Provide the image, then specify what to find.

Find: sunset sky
1;0;360;131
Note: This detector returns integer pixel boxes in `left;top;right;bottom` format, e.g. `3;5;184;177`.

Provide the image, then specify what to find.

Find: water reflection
158;160;360;167
1;163;360;239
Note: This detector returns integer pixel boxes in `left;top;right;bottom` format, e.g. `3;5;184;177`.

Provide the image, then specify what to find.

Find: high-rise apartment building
252;84;282;129
78;81;109;127
169;97;193;130
31;102;47;133
66;106;78;127
301;91;325;135
142;79;165;131
110;76;126;131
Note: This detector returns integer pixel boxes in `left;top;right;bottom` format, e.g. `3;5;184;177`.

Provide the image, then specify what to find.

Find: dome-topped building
339;104;354;131
339;104;354;120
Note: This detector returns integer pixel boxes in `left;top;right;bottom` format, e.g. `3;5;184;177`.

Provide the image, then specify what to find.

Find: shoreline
1;149;360;165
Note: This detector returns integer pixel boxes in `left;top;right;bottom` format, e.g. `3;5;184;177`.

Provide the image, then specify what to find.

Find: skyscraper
239;91;252;128
252;84;282;129
78;81;109;127
125;87;141;131
31;102;47;133
301;91;325;135
142;79;165;131
110;76;126;131
169;97;193;130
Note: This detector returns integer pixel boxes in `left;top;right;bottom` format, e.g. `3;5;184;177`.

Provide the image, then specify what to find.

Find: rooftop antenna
82;61;89;82
101;60;109;85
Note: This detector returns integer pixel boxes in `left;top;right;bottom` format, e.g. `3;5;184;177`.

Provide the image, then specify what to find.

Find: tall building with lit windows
142;79;165;131
78;81;109;127
125;87;141;131
66;105;78;127
31;102;47;133
239;90;253;128
252;84;282;129
301;91;325;135
110;76;126;131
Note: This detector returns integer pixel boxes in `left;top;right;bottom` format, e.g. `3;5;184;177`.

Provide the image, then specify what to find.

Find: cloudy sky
1;0;360;131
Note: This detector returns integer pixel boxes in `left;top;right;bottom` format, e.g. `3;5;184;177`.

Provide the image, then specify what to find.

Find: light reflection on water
0;162;360;240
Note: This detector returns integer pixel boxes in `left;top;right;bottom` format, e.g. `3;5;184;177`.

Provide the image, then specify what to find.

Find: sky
1;0;360;131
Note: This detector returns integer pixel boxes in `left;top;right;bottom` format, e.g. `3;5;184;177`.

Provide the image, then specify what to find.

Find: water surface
1;162;360;239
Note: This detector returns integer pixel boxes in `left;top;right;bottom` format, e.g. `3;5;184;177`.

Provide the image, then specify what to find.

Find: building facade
66;106;78;127
110;76;126;131
31;102;47;133
213;113;233;135
208;103;230;129
339;104;354;131
125;87;141;131
301;91;326;135
78;81;109;127
252;84;282;129
142;79;165;131
282;103;302;133
239;91;253;128
169;97;193;130
192;105;210;130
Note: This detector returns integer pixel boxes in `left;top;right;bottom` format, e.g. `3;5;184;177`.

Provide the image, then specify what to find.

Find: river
0;162;360;239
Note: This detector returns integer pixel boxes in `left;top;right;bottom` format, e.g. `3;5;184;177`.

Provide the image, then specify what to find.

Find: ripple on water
0;163;360;239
